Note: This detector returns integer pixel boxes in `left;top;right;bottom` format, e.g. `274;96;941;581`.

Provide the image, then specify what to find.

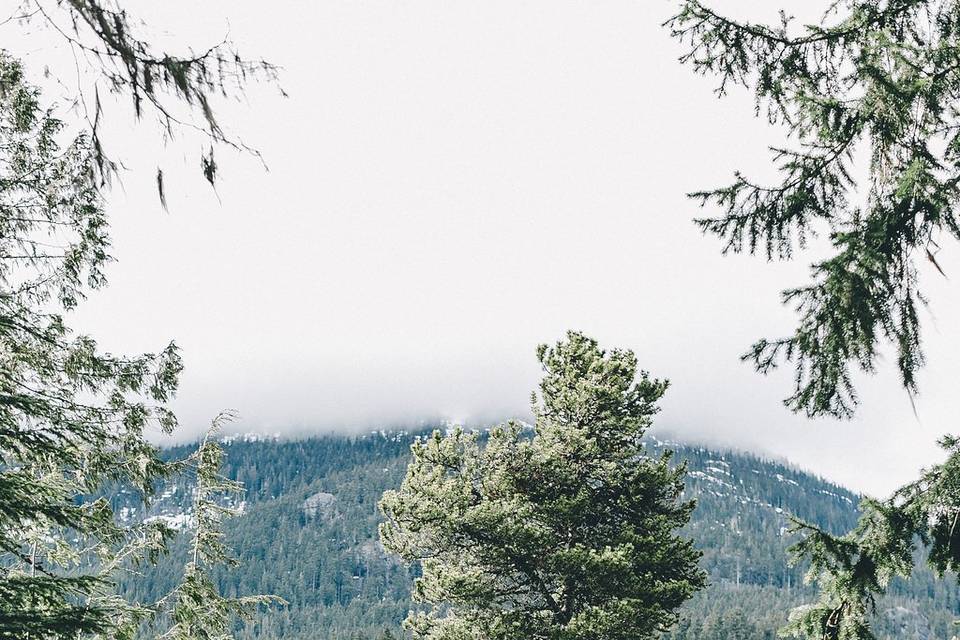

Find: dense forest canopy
110;430;957;640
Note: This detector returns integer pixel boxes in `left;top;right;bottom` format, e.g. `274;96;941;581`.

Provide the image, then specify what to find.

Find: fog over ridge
24;0;953;499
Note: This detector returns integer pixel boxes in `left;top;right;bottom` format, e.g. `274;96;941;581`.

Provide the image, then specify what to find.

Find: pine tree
379;331;705;640
668;0;960;419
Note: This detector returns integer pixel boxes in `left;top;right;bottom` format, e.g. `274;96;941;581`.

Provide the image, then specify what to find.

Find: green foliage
379;332;706;640
783;435;960;640
16;0;280;188
151;413;282;640
0;2;274;636
114;429;960;640
667;5;960;638
667;0;960;418
98;423;960;640
115;433;421;640
0;50;182;639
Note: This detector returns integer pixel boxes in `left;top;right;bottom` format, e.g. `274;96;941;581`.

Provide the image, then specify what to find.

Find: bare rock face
360;539;387;560
303;491;337;518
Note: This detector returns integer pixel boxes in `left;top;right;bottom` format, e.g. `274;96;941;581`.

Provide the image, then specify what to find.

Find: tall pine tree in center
379;331;705;640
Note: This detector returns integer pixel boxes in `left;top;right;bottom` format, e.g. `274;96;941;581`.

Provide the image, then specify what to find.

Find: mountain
114;430;960;640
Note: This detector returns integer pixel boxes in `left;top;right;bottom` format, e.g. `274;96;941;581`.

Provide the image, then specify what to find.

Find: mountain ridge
116;429;955;640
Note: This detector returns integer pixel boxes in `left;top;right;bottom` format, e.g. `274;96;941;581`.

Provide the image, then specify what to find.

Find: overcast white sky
9;1;960;497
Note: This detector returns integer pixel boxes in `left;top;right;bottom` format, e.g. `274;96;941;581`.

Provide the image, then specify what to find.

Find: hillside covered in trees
113;430;958;640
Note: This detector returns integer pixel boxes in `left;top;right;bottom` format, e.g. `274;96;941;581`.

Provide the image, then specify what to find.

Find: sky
8;1;960;497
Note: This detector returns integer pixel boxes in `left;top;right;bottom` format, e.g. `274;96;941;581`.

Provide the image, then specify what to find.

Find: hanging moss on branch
13;0;282;191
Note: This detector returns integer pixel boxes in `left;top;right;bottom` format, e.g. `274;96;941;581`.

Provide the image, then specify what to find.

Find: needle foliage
152;414;283;640
779;436;960;640
668;0;960;419
0;51;181;638
668;3;960;638
0;1;275;636
379;332;705;640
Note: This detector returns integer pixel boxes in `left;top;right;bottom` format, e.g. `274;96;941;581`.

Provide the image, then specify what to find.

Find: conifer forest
2;2;960;639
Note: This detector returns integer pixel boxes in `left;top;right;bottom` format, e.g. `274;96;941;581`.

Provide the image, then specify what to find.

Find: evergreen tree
0;52;180;638
780;435;960;640
153;413;282;640
668;0;960;419
379;332;705;640
668;3;960;638
0;2;275;637
96;428;952;640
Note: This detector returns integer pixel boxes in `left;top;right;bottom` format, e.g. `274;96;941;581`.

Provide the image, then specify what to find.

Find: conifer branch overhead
19;0;282;193
669;0;960;418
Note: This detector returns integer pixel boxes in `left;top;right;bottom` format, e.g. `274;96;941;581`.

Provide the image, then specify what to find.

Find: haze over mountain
8;0;956;497
6;2;960;639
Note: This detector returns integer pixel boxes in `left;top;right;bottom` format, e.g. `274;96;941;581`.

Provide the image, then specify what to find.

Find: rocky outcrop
303;491;336;518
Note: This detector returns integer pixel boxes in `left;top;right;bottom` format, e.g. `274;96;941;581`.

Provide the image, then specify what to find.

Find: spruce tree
668;0;960;419
379;331;705;640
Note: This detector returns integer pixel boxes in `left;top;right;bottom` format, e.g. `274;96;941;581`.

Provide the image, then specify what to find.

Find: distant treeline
111;432;958;639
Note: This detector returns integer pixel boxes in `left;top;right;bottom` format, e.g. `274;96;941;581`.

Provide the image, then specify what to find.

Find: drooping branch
22;0;282;192
785;435;960;640
669;0;960;418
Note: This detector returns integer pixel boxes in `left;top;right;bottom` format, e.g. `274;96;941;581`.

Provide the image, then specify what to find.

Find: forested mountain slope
116;431;958;639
